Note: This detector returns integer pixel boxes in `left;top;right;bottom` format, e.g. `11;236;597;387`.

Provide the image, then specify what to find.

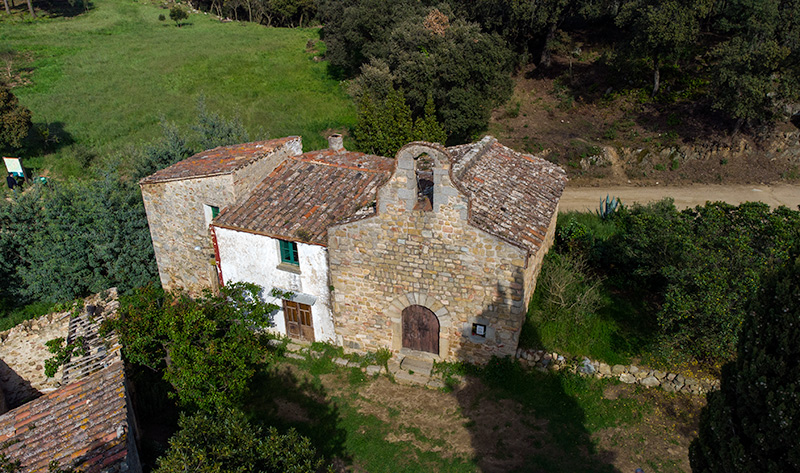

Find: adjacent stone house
0;290;141;472
140;137;303;293
141;135;566;364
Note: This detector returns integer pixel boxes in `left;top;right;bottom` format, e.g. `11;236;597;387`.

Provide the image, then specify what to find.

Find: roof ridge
452;135;496;180
292;154;390;174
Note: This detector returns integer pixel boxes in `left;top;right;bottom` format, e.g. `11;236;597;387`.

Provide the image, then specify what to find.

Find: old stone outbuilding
0;290;141;472
141;135;566;364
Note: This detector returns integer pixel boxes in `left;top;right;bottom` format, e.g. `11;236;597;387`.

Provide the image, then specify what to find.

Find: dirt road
560;183;800;212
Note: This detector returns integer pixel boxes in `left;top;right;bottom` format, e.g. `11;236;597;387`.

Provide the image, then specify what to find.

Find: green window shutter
279;240;299;265
211;206;219;218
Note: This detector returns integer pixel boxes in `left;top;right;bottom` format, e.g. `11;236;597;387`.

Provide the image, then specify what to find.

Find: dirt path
560;183;800;213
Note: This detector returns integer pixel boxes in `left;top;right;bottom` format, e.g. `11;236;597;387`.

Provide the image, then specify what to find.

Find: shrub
155;407;326;473
529;252;603;327
690;257;800;471
606;200;800;362
0;85;32;150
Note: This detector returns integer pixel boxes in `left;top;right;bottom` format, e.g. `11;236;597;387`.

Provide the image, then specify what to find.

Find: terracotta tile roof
140;137;300;184
0;290;136;472
0;361;131;472
448;136;567;253
213;150;394;245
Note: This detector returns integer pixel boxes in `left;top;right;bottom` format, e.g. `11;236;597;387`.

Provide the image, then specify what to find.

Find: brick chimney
328;134;344;152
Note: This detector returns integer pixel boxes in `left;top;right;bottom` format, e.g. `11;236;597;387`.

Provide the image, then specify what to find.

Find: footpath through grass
1;0;356;177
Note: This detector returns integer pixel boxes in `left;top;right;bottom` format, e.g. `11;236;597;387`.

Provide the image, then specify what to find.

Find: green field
1;0;356;177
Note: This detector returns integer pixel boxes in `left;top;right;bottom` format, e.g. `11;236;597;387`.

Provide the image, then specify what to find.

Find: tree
709;0;799;130
155;407;326;473
615;0;707;96
192;97;250;153
412;94;447;145
6;169;159;304
386;8;513;140
169;5;188;26
109;282;280;411
689;256;800;471
354;86;447;156
317;0;423;77
710;37;789;128
0;85;32;150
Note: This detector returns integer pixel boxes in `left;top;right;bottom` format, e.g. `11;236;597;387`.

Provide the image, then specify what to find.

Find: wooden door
284;301;315;342
402;305;439;354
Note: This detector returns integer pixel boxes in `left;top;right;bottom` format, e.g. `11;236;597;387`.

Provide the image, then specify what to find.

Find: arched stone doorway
401;305;440;354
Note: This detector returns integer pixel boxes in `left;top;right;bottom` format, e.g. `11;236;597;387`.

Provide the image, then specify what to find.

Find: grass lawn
239;346;702;473
1;0;356;178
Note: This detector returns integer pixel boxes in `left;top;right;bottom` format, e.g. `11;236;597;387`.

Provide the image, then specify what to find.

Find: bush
0;85;32;151
606;199;800;362
530;252;603;326
155;407;326;473
690;257;800;471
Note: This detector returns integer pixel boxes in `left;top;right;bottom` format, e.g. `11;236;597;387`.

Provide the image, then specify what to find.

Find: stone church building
140;135;566;364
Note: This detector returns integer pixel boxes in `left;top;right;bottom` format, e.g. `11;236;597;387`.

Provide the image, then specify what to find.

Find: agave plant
596;195;621;220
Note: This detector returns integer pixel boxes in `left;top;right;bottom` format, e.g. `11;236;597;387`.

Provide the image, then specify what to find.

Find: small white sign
3;157;23;176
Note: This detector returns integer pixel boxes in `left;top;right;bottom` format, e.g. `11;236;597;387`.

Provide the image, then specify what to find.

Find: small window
279;240;299;266
204;204;220;226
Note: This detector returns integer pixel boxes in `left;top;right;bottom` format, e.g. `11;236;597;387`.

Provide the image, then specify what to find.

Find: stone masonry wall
522;202;558;305
231;138;302;198
329;143;535;364
0;312;70;408
141;173;236;293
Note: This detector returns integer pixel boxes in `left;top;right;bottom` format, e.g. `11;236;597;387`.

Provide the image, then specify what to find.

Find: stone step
387;359;402;375
393;369;430;386
286;342;306;352
399;356;433;377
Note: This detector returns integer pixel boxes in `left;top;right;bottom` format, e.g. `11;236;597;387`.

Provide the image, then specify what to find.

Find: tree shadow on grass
36;0;93;18
244;363;348;463
791;113;800;130
18;121;75;160
450;283;620;473
455;360;620;473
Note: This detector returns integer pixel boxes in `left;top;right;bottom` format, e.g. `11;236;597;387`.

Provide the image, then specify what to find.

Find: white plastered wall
213;227;336;342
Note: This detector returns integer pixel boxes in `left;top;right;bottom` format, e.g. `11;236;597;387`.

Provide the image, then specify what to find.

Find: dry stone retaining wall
0;289;121;411
516;347;720;395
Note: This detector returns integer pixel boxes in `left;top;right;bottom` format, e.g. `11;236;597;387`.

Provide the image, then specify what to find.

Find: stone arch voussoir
388;292;450;359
